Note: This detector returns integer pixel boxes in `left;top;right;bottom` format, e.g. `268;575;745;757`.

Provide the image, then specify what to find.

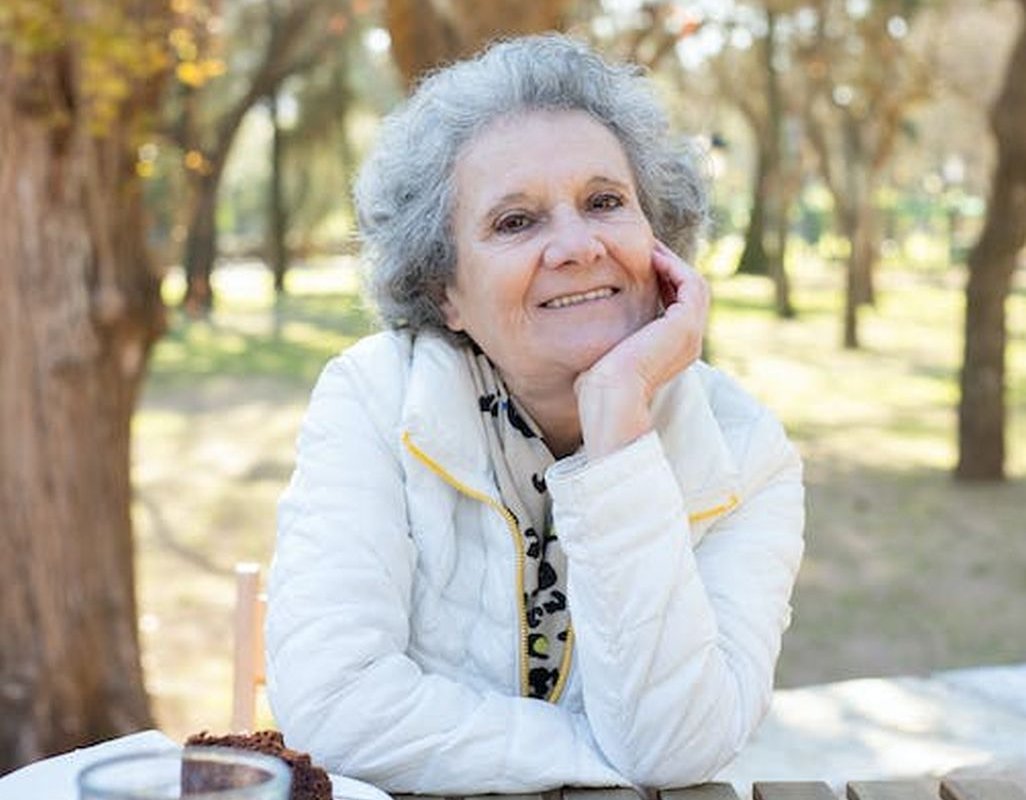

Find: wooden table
397;778;1026;800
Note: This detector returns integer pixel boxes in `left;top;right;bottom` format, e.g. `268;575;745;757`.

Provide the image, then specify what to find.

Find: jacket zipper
402;432;733;704
402;431;534;698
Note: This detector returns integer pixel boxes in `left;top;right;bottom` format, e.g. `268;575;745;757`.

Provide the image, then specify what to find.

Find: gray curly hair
354;33;707;335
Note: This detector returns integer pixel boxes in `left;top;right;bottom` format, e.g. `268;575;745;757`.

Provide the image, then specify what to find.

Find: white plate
0;730;178;800
330;773;395;800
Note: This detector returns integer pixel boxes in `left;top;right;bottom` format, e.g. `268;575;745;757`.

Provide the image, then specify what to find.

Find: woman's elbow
265;664;358;772
619;674;769;788
622;725;748;789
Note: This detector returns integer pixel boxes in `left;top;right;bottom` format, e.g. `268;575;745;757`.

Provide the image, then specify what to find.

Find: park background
1;0;1024;775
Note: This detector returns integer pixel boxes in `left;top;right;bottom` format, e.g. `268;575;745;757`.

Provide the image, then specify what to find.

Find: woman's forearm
547;427;803;787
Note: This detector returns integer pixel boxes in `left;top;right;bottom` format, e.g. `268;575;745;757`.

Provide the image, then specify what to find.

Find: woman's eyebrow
482;192;531;220
479;175;634;221
587;175;633;191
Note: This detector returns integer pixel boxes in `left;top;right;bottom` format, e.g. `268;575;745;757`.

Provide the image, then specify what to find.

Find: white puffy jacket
267;330;805;794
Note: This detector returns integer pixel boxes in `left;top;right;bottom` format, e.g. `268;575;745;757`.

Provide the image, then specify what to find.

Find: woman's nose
541;209;606;269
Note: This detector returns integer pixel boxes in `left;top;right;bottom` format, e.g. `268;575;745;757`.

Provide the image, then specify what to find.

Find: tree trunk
182;172;220;317
736;144;770;277
178;0;344;314
0;45;161;772
837;112;879;348
840;196;878;349
268;93;289;294
760;8;794;320
763;154;796;319
766;181;796;320
957;171;1024;479
842;212;861;350
957;0;1026;481
851;193;877;307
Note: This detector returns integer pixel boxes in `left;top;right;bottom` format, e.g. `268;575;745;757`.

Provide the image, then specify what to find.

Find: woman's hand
575;241;710;460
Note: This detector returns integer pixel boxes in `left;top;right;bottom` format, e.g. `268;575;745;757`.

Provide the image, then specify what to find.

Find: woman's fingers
576;243;711;457
648;245;709;384
651;242;710;327
652;242;682;308
581;243;709;392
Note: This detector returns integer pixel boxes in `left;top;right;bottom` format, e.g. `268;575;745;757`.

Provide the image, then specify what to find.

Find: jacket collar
400;332;740;516
401;331;496;496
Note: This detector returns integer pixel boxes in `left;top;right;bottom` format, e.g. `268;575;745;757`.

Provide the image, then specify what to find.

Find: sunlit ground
132;244;1026;741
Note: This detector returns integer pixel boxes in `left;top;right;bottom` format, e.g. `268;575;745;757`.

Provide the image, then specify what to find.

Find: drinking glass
78;746;291;800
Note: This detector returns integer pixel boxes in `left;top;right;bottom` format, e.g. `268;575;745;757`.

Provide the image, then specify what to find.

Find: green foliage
0;1;65;55
1;0;172;134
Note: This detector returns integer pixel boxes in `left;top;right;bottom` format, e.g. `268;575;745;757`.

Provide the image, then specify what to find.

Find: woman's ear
440;286;464;332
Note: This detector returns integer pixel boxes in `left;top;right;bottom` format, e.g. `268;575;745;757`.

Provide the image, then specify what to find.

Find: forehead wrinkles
454;114;637;228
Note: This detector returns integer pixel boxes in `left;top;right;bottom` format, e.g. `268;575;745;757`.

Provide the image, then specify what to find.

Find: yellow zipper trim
547;624;574;704
401;431;533;699
403;431;735;701
688;493;740;524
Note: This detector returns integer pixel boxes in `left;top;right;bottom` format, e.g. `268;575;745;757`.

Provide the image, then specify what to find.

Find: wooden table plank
464;795;549;800
660;783;741;800
563;789;640;800
847;781;939;800
462;795;548;800
941;779;1026;800
396;780;1026;800
397;795;551;800
754;781;838;800
395;795;549;800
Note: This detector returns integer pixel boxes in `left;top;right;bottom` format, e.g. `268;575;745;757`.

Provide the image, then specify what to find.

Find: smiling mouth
541;287;618;309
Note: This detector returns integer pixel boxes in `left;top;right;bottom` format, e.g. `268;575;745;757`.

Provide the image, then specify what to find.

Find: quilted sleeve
546;407;804;788
265;352;625;794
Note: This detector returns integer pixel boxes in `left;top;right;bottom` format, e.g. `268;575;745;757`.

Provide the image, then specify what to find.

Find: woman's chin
546;331;630;375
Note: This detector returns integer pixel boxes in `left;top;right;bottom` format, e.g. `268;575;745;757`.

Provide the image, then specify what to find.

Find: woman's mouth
541;287;618;309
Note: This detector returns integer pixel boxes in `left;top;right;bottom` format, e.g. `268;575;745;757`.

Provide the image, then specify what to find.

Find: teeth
543;287;615;309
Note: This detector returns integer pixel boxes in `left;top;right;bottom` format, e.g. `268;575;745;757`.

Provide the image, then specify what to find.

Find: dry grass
133;250;1026;741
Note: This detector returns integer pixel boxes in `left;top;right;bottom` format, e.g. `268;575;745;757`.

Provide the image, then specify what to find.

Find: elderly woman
266;35;804;795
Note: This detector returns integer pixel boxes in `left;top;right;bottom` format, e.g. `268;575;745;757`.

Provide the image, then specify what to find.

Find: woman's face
443;109;660;394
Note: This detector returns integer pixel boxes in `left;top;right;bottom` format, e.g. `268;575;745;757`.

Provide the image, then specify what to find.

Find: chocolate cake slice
184;730;333;800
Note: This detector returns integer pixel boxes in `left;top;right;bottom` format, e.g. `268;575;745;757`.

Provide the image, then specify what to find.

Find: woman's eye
494;212;533;234
590;192;624;211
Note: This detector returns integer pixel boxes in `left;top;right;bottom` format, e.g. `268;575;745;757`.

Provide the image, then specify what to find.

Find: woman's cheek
606;223;655;276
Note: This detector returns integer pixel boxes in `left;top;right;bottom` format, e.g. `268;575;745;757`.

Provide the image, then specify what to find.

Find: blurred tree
601;1;693;66
712;1;799;318
266;0;288;293
0;0;174;770
264;11;371;292
796;0;937;348
384;0;576;85
900;2;1017;208
957;0;1026;481
167;0;349;314
267;88;289;291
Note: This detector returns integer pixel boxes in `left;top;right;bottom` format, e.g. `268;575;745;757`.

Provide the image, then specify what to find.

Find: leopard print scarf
463;344;571;701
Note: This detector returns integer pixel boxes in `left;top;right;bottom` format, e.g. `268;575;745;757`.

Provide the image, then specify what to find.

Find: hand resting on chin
575;240;711;460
